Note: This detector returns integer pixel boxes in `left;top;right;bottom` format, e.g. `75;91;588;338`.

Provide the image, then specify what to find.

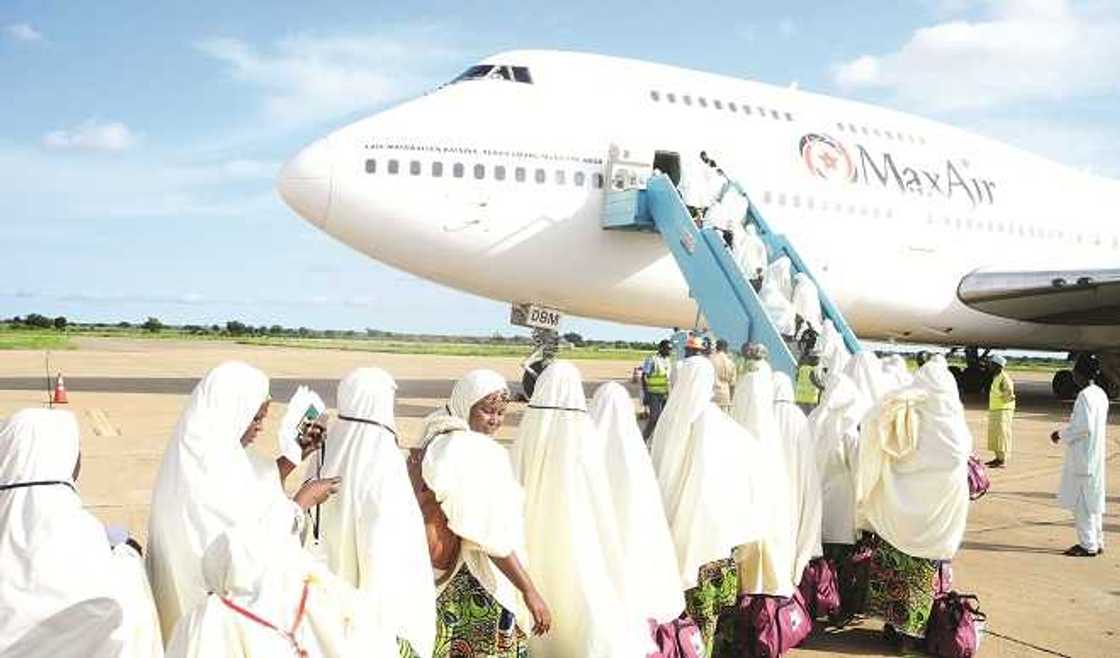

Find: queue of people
0;345;1109;657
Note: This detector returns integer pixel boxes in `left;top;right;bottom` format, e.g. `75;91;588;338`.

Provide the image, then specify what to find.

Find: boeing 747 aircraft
276;50;1120;398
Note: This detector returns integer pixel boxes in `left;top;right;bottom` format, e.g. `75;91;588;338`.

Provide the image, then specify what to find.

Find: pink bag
647;615;706;658
967;455;990;500
925;592;986;658
737;590;812;657
798;557;840;619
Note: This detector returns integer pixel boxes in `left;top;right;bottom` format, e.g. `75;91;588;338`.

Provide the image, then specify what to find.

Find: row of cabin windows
836;122;926;145
649;90;794;122
366;158;604;188
760;190;1119;248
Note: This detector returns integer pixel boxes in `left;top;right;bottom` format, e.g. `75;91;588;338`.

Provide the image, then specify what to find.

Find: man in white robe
772;372;824;584
512;361;652;658
731;361;797;597
312;368;436;656
0;409;164;658
589;382;685;625
1051;369;1109;557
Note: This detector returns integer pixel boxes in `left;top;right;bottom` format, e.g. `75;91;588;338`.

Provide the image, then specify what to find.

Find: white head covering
148;361;298;639
856;359;971;560
881;354;913;389
809;374;870;544
589;383;685;624
759;278;797;337
1;409;163;658
513;361;652;657
766;256;794;301
651;357;765;588
791;273;823;333
818;319;850;377
447;369;509;421
730;363;796;596
166;528;390;658
315;368;435;658
771;372;823;580
843;351;891;404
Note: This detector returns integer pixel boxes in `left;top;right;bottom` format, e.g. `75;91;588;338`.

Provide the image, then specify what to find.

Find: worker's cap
991;355;1007;367
685;335;704;350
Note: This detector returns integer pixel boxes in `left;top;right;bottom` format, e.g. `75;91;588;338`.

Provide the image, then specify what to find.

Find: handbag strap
220;577;312;657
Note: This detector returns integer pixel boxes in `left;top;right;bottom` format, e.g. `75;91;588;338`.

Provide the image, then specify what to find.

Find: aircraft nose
277;137;334;226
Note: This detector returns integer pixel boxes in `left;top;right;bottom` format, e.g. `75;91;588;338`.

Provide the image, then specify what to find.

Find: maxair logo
799;133;997;207
800;133;857;183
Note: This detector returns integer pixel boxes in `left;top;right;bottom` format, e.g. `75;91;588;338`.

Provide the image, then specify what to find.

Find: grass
0;329;73;351
234;337;649;362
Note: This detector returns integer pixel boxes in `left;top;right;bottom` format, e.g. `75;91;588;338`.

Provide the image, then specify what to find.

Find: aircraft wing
957;268;1120;325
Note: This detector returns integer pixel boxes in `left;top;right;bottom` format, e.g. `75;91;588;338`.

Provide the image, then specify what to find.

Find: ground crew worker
795;351;823;414
986;355;1016;468
710;339;736;413
641;340;673;441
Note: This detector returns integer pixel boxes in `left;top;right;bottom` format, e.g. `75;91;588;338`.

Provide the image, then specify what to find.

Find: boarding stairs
602;171;860;379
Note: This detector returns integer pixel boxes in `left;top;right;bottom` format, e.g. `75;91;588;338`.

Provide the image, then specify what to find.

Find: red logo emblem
799;134;856;183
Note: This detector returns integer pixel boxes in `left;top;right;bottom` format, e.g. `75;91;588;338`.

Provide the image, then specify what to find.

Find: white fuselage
278;50;1120;351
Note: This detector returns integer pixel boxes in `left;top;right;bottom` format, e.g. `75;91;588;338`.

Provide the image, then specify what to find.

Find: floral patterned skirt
863;534;944;638
684;557;739;658
434;566;528;658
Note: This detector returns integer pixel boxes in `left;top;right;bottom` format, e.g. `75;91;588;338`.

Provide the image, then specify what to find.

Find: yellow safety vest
795;364;820;405
989;371;1015;411
645;356;670;395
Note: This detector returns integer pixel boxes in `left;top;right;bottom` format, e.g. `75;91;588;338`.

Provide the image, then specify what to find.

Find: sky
2;0;1118;340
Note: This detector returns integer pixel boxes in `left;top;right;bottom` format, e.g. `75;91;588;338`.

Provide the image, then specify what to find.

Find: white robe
512;361;652;658
791;273;823;335
843;351;891;406
809;375;869;545
652;357;764;589
881;355;913;390
730;363;796;597
148;361;303;639
1057;384;1108;515
759;276;797;337
589;382;685;624
166;529;391;658
855;361;971;560
772;373;824;583
313;368;435;657
0;409;163;658
766;256;795;301
818;320;851;379
735;224;769;280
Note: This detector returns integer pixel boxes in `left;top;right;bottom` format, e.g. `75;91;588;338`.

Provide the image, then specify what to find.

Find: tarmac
0;337;1116;656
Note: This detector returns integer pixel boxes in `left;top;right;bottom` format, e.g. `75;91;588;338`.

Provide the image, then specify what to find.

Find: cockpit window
451;64;533;85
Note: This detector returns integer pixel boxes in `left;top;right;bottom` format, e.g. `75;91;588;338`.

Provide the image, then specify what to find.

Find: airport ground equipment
601;172;860;379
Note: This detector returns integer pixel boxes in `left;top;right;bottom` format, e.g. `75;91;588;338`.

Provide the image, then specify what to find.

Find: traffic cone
52;373;69;404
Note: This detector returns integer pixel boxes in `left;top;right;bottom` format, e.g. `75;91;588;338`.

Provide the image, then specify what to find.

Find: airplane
276;50;1120;399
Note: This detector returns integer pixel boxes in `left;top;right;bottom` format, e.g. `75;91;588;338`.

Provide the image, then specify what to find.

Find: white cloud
42;120;140;152
195;28;465;127
832;0;1120;111
3;23;42;42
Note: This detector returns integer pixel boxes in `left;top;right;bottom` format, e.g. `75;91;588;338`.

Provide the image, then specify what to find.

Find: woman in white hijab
759;276;797;338
148;361;339;639
415;369;550;658
312;368;435;658
772;372;824;586
807;373;871;617
766;255;795;301
818;319;851;378
843;351;891;406
588;382;685;626
166;527;393;657
651;356;763;655
791;272;823;337
512;361;652;658
881;354;913;390
730;361;797;598
0;409;163;658
855;357;970;648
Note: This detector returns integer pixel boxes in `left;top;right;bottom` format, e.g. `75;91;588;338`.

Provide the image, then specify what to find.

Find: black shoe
1063;544;1098;557
985;458;1005;468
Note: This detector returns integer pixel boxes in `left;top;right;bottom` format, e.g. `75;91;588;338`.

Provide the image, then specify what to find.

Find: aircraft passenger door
652;151;681;186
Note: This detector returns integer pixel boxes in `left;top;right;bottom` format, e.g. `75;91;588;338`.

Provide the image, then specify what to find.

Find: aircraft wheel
949;366;965;394
1052;370;1077;400
959;366;987;396
1096;374;1120;400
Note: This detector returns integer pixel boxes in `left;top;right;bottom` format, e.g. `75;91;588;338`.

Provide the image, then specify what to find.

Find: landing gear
519;327;559;400
951;346;992;397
